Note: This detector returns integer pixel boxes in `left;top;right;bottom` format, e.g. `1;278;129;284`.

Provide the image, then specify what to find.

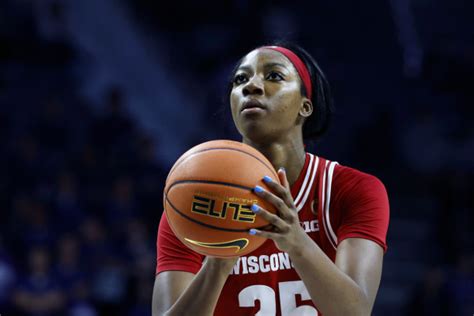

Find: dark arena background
0;1;473;315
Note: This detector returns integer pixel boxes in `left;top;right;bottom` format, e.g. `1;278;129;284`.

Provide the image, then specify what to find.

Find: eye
266;71;284;81
233;73;248;85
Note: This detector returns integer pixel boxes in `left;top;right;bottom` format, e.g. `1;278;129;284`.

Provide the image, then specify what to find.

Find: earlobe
299;100;313;118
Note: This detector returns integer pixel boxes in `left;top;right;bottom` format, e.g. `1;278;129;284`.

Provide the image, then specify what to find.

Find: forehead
238;48;294;70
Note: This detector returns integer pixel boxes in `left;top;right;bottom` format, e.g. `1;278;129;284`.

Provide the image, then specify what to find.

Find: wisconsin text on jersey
230;252;294;275
230;219;318;275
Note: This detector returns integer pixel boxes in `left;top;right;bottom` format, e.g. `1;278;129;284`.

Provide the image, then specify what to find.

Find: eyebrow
236;62;289;72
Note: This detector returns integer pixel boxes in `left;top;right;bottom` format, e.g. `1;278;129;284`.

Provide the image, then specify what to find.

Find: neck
242;133;306;186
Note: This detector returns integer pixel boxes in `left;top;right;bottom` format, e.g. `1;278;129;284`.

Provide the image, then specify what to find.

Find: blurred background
0;0;473;315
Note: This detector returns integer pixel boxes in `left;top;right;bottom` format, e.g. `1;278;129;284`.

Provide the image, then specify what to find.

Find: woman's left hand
249;168;309;254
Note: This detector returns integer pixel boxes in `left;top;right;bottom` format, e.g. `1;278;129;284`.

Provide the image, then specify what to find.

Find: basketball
164;140;280;258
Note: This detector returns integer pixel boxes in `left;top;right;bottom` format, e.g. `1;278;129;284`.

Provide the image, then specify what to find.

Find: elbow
325;293;371;316
152;306;169;316
353;306;371;316
154;309;177;316
352;292;372;316
153;311;169;316
334;289;371;316
343;303;370;316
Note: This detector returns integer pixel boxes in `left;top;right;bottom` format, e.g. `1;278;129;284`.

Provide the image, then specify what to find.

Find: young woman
152;43;389;316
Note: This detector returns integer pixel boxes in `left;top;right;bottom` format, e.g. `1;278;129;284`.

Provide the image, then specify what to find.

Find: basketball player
153;43;389;316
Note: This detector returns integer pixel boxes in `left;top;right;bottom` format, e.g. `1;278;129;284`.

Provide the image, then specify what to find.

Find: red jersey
156;153;390;315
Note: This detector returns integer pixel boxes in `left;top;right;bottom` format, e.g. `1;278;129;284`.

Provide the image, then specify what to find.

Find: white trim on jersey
294;154;314;206
324;161;339;249
295;155;319;212
320;160;335;249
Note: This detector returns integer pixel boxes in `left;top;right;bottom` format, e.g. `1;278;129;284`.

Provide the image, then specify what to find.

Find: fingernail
254;185;264;193
251;204;259;213
249;229;257;235
263;176;272;183
279;167;286;173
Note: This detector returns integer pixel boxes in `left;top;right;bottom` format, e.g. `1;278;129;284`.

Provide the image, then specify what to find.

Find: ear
299;98;313;118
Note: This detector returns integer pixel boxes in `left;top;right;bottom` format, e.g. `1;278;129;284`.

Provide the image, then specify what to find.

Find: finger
253;185;288;215
251;204;288;231
248;228;280;240
261;174;295;210
277;167;291;191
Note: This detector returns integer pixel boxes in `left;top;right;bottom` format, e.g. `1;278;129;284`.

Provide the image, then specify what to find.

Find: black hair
226;42;334;140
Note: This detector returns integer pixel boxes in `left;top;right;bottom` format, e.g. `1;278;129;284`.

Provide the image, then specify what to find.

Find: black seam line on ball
165;194;256;232
168;147;276;179
166;179;253;195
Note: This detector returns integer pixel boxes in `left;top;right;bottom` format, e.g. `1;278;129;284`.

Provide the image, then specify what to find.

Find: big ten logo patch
300;199;319;233
191;192;258;223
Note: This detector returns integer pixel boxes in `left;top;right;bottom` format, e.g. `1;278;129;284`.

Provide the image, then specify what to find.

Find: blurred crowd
1;0;473;315
0;87;166;315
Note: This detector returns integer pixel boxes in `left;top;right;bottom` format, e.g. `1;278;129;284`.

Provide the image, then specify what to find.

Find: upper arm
154;214;204;315
333;170;388;311
152;271;195;316
335;238;384;311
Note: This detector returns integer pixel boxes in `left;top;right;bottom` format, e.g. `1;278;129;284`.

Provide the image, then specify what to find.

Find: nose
242;76;264;96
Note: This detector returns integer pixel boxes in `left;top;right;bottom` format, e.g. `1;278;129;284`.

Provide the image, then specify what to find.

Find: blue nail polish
251;204;259;212
254;185;264;193
263;175;272;183
249;229;257;235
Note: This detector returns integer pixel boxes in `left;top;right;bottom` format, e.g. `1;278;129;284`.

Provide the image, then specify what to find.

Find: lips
241;99;267;113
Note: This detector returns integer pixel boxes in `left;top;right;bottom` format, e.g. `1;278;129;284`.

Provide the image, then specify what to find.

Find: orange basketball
164;140;279;258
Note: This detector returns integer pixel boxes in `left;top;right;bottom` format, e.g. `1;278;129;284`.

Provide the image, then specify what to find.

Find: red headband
260;46;313;100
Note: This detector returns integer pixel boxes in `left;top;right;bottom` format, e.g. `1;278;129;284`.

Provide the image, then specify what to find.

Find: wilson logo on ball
191;195;256;223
